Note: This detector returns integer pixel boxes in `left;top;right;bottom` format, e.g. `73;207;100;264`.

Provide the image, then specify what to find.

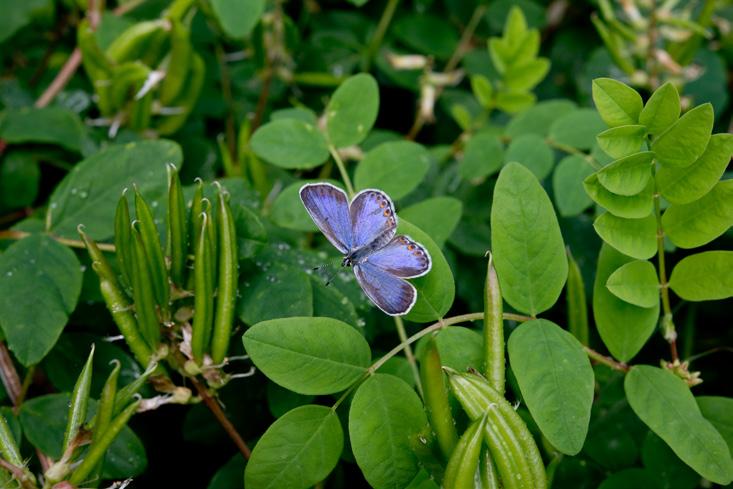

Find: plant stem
214;42;238;167
0;230;115;252
0;459;38;489
545;138;602;170
362;0;401;71
191;378;251;459
654;186;678;361
328;145;355;198
646;0;660;90
393;316;423;397
583;346;629;372
34;0;142;108
406;4;486;140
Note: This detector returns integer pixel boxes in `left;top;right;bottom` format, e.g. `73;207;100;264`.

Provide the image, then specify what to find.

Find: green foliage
1;1;732;488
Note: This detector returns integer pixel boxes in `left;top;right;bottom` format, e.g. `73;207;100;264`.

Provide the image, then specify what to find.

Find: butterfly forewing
349;189;397;251
353;261;417;316
365;235;431;278
300;183;352;254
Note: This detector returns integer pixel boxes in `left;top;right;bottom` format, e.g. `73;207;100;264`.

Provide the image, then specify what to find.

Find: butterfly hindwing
300;183;352;254
366;235;432;278
354;261;417;316
350;189;397;251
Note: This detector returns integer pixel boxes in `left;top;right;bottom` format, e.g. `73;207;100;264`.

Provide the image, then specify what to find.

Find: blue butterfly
300;183;432;316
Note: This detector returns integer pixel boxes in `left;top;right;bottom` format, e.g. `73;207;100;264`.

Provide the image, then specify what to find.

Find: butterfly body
300;183;432;316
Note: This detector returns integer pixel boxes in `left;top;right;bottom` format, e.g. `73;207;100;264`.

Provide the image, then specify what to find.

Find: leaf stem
328;145;355;198
362;0;401;71
654;185;678;361
393;316;423;397
545;138;602;170
0;459;38;489
0;230;115;252
583;345;629;372
190;378;251;460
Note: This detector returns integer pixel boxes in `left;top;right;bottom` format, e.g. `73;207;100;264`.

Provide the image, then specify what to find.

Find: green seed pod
79;226;153;367
566;249;589;346
156;52;205;135
485;402;534;489
87;360;121;487
77;19;114;115
211;189;238;364
479;447;501;489
114;362;157;416
203;198;218;284
420;338;458;459
105;20;169;64
134;188;169;316
166;164;188;287
446;371;547;489
114;192;134;288
109;61;150;112
159;18;192;106
129;89;154;131
483;253;505;395
130;223;162;348
191;214;214;363
482;411;528;489
443;416;486;489
69;400;141;486
63;345;95;455
0;414;22;468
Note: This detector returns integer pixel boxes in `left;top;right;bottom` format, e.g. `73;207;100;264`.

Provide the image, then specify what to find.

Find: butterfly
300;182;432;316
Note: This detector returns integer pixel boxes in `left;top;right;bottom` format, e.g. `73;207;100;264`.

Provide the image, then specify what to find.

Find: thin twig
214;42;238;164
0;459;37;489
34;0;145;108
584;346;629;372
0;230;115;252
191;379;251;460
393;316;423;397
328;145;355;197
406;4;486;140
362;0;401;71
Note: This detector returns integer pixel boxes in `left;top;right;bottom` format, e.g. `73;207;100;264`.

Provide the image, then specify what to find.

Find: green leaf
651;103;714;168
591;78;643;127
697;396;733;455
0;235;82;366
596;151;654;196
393;14;458;60
326;73;379;148
661;180;733;248
207;454;245;489
398;219;455;323
470;75;493;108
657;134;733;205
491;162;568;316
47;140;182;240
354;141;430;199
399;197;462;247
245;405;343;489
503;58;550;91
669;251;733;301
0;151;39;209
237;262;312;325
0;0;53;43
593;212;657;260
267;382;315;419
584;175;654;219
494;92;535;114
641;432;699;489
593;244;659;361
507;319;594;455
250;119;329;169
270;180;343;232
549;108;607;150
598;469;662;489
460;133;504;181
349;374;428;489
415;326;484;373
552;155;595;217
505;99;577;138
605;260;659;308
243;317;370;395
639;82;680;136
20;393;146;478
504;133;554;180
0;106;85;152
596;125;647;159
624;366;733;484
210;0;265;39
